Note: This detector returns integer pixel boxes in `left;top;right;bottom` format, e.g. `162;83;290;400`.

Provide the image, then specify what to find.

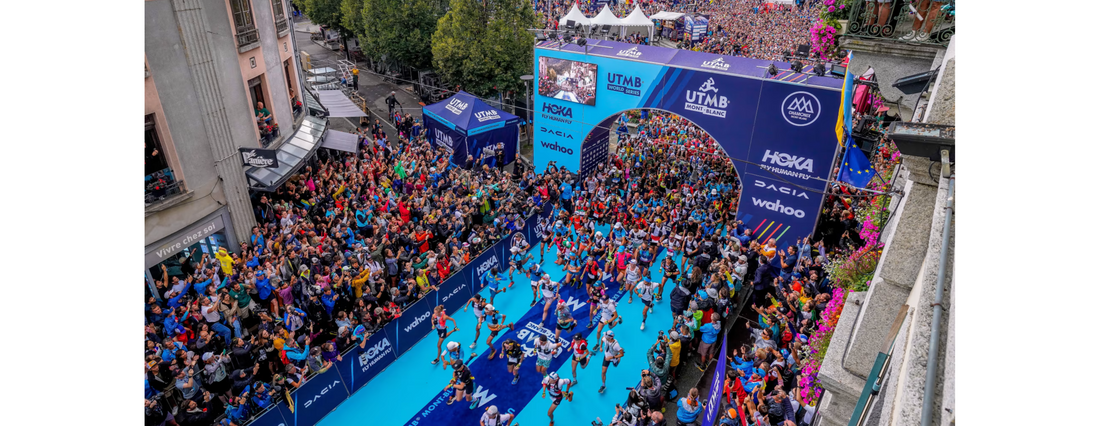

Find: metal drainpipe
919;150;954;426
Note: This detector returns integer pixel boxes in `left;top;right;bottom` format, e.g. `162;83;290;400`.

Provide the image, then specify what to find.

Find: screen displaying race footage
537;57;598;106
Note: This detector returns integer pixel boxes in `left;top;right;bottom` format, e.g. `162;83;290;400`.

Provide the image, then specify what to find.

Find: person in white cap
441;340;477;371
598;330;624;394
541;371;573;426
482;304;513;359
634;279;659;330
479;405;515;426
538;275;561;325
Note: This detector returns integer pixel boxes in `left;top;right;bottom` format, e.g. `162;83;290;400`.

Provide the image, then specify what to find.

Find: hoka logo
542;103;573;118
761;150;814;172
781;91;822;126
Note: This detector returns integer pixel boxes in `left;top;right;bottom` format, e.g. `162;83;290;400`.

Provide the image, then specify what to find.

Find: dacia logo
302;380;340;409
540;127;574;139
781;91;822;126
403;310;433;333
617;47;642;58
754;180;811;199
542;103;573;118
442;283;466;303
761;150;814;173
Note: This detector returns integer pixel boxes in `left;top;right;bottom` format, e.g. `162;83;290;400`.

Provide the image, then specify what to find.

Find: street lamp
520;74;534;165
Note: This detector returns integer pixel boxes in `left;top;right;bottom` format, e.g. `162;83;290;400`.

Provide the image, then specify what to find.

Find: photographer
675;387;704;426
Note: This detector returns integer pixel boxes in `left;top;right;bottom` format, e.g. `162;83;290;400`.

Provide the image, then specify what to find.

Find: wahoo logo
474;110;500;122
754;180;811;199
441;283;467;304
751;197;806;218
469;386;497;409
761;150;814;173
700;57;730;71
445;98;468;115
403;310;433;333
476;255;500;279
433;128;455;149
358;338;393;372
540;127;575;139
540;141;575;155
617;47;642;58
606;73;643;96
684;78;729;118
781;91;822;126
302;380;340;409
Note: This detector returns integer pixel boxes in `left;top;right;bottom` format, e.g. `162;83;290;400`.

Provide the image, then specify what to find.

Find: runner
540;371;574;426
533;334;562;377
483;305;514;358
658;255;680;303
554;299;577;342
441;340;477;370
539;273;562;324
507;245;531;288
635;241;656;282
569;333;590;385
634;279;659;331
598;330;625;394
482;266;507;305
539;217;554;263
444;359;476;409
585;278;605;328
593;294;624;345
623;259;642;304
499;338;524;385
431;305;459;365
463;294;488;349
479;405;515;426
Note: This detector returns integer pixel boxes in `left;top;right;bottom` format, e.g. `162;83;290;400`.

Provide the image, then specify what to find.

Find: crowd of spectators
145;111;576;425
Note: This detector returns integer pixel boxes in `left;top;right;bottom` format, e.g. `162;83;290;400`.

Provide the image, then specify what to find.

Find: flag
834;52;855;145
838;136;875;189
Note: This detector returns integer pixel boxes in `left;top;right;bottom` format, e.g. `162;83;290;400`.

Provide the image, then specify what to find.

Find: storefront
144;207;237;300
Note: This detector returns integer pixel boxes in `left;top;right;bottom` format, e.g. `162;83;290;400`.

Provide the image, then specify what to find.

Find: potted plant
821;0;852;34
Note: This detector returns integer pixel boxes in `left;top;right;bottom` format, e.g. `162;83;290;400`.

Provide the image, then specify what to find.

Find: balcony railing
275;17;290;36
236;24;260;52
145;168;184;205
845;1;955;47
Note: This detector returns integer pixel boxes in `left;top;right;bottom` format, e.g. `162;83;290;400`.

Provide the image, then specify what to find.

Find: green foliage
340;0;364;36
432;0;536;97
359;0;446;69
301;0;347;33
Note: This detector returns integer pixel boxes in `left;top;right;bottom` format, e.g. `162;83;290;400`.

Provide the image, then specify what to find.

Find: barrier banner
395;297;436;358
349;328;397;393
293;366;351;426
437;269;474;319
383;319;402;359
465;242;504;295
245;404;291;426
701;335;728;426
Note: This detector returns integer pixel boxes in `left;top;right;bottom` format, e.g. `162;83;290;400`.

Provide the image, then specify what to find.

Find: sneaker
530;300;537;307
587;322;594;329
598;385;606;393
508;281;514;289
446;397;455;405
899;30;916;41
512;376;519;385
915;31;930;42
470;343;477;349
628;298;633;304
508;322;515;330
640;323;646;331
431;359;439;365
469;398;480;409
572;378;578;385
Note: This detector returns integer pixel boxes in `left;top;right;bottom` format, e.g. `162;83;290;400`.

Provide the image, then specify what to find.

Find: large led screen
537;57;598;106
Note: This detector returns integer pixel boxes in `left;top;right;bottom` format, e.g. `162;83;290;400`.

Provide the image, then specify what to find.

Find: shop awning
316;90;367;117
304;90;326;116
321;129;360;153
650;11;684;20
245;115;327;192
308;67;337;75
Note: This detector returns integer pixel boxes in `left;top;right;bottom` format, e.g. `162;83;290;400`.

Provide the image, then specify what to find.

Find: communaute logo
781;91;822;126
751;197;806;218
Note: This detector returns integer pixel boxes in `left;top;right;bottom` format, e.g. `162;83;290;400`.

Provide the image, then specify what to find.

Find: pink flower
839;4;846;9
828;5;835;12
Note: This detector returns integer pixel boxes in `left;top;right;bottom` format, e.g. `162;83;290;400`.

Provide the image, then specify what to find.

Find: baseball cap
485;304;495;312
447;341;459;351
604;330;614;338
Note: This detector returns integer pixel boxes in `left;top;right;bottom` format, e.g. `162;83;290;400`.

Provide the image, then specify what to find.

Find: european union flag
839;136;875;189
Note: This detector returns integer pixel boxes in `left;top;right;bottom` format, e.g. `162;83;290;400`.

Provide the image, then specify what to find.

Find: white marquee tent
590;5;623;33
558;4;591;31
649;11;685;21
620;5;655;39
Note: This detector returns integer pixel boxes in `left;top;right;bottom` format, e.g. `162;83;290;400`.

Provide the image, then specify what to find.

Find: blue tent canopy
422;91;521;169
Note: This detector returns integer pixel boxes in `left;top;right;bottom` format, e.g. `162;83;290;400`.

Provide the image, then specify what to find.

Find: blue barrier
247;203;553;426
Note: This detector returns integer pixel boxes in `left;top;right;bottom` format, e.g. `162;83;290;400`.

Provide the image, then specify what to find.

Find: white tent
620;5;655;40
590;5;623;33
558;4;591;31
650;11;685;21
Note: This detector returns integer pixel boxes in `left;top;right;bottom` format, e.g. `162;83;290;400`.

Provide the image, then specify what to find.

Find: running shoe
640;323;645;331
446;397;454;405
512;376;519;385
470;343;477;349
571;378;578;385
431;359;439;365
531;300;537;307
587;322;594;329
628;298;633;304
508;281;514;289
598;385;606;393
469;397;480;410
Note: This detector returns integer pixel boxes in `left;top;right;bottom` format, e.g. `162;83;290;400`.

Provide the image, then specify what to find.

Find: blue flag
839;136;875;189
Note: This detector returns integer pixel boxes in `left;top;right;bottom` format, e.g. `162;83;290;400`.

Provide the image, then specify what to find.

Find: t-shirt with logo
543;376;570;396
535;340;556;360
505;345;523;363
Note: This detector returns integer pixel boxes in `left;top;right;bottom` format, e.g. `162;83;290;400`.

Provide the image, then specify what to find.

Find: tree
358;0;447;70
340;0;364;36
431;0;536;97
301;0;345;31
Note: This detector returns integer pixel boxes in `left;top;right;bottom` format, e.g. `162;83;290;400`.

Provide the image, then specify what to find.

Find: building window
230;0;259;51
249;76;279;146
272;0;289;36
145;114;183;205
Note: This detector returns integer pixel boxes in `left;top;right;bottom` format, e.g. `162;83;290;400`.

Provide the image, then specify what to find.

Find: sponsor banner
244;404;292;426
701;336;728;426
465;242;503;295
294;367;351;426
424;114;467;166
240;148;280;168
395;297;436;358
401;254;637;426
350;328;397;393
437;268;474;318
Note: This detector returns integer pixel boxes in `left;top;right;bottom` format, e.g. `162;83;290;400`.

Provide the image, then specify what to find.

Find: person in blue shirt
559;180;574;212
482;266;507;305
697;313;721;370
676;387;704;424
